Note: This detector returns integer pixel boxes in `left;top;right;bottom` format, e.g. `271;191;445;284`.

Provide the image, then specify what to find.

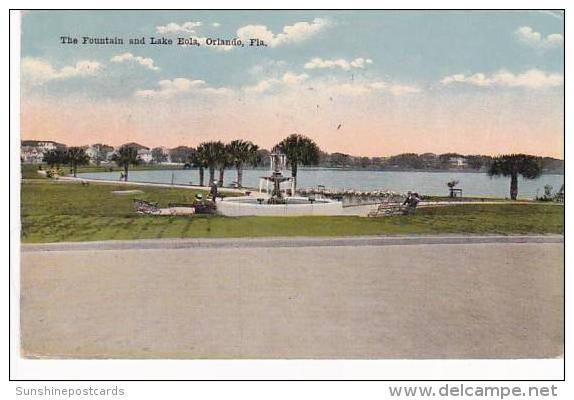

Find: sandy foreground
20;240;563;359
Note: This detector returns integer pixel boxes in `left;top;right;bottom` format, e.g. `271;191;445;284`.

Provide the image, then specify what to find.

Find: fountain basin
217;196;344;217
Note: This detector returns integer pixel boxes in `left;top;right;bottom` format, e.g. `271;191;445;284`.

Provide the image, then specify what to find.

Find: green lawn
20;180;564;243
21;164;47;179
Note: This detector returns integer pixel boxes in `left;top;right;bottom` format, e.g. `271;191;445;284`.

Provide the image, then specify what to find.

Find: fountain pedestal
258;152;295;203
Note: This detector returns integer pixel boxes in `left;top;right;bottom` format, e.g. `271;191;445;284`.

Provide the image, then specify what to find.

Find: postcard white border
6;1;570;384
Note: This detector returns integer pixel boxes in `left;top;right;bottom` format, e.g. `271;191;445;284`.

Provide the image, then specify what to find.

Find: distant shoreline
294;167;565;175
21;163;564;176
71;164;565;175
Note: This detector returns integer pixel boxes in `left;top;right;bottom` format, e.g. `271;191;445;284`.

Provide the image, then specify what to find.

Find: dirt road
20;237;564;359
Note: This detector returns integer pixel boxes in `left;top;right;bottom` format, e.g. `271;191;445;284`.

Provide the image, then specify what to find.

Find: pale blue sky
20;10;565;157
22;10;564;96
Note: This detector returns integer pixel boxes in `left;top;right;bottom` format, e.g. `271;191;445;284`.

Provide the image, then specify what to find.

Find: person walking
210;182;219;202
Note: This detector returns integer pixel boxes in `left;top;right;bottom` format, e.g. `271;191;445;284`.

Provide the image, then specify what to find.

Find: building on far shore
120;142;153;163
157;146;172;164
21;140;67;164
449;156;468;168
83;144;115;165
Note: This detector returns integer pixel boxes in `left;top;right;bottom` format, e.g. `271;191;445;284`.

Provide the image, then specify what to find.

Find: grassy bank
21;163;183;179
20;179;564;243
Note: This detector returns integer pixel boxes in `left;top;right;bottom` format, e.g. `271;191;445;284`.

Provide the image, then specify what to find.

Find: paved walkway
20;237;564;359
21;234;564;252
58;175;248;194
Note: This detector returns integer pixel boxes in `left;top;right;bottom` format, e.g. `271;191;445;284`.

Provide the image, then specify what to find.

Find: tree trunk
199;167;204;187
208;167;215;186
510;173;518;200
73;164;77;177
218;168;225;187
237;165;243;187
291;162;298;191
124;165;129;182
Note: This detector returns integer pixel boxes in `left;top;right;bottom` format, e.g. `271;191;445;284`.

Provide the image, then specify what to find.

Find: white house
155;146;172;164
21;140;67;164
138;148;153;163
84;144;115;164
122;142;153;163
84;145;98;160
449;156;468;168
21;147;44;164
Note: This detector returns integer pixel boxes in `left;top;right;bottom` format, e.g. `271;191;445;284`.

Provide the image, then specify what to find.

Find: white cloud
383;83;421;96
304;57;373;71
281;72;309;84
244;72;309;93
244;80;276;94
325;80;421;96
135;78;232;98
441;69;564;89
201;87;233;95
237;18;330;48
441;73;491;87
350;58;373;69
155;18;329;51
156;21;202;34
249;60;287;75
135;78;205;98
22;57;103;85
244;72;418;97
515;26;563;49
155;21;232;51
110;53;159;71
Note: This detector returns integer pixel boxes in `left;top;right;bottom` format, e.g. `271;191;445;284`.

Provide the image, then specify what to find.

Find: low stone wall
216;197;344;217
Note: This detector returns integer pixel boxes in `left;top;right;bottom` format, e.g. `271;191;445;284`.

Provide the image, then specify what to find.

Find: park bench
367;198;405;217
367;196;419;217
448;188;463;199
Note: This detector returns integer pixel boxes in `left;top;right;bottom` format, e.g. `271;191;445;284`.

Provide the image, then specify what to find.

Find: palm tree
190;148;207;187
217;145;233;187
274;134;320;191
111;145;141;182
488;154;542;200
227;140;259;188
196;141;225;186
65;147;90;177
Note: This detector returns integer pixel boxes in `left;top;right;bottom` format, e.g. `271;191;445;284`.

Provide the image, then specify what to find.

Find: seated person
402;191;420;215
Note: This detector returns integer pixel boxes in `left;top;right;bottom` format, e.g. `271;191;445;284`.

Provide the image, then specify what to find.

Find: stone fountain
217;151;343;217
258;152;295;203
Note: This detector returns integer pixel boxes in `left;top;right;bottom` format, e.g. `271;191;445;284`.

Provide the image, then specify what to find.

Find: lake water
78;168;564;199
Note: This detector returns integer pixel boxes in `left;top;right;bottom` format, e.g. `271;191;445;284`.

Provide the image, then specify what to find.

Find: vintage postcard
16;9;564;371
